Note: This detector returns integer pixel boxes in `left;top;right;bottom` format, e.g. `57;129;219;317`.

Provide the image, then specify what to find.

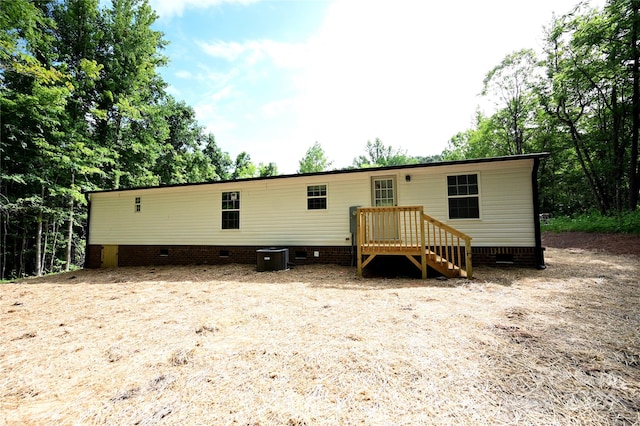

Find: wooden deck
356;206;472;279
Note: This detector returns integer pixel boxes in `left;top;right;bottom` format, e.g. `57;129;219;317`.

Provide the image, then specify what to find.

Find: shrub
542;209;640;234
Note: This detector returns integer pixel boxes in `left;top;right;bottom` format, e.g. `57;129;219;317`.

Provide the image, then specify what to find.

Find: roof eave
84;152;550;195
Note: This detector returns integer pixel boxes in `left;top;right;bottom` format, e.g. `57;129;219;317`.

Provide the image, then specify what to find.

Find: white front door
371;176;398;240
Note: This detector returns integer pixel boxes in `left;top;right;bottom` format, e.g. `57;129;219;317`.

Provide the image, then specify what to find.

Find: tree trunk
19;228;26;277
629;0;640;210
571;130;608;213
35;216;43;276
557;103;610;214
50;220;59;273
65;204;73;271
35;187;44;276
65;173;75;272
41;220;49;275
1;212;7;280
611;87;625;213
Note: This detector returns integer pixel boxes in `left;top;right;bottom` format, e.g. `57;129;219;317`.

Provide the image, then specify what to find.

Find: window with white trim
447;174;479;219
307;184;327;210
135;196;141;213
373;177;395;206
222;191;240;229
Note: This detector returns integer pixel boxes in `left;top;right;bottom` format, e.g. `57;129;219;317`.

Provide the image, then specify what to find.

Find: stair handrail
422;213;473;279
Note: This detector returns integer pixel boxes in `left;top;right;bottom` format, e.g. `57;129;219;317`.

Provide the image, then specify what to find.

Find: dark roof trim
85;152;550;195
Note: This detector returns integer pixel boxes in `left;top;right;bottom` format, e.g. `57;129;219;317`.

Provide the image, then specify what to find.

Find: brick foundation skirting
86;244;355;268
86;244;544;269
86;245;102;269
471;246;543;268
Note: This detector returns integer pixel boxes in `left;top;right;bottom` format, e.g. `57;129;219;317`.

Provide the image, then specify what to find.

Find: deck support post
465;239;473;279
357;209;363;277
419;206;427;279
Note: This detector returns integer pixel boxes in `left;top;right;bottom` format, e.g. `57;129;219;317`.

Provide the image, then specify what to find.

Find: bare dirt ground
1;234;639;425
542;231;640;257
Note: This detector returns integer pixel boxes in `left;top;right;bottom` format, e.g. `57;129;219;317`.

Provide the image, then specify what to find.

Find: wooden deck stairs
356;206;472;279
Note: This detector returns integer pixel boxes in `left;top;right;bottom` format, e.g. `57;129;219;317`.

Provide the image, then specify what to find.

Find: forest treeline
443;0;639;219
1;0;639;279
1;0;276;278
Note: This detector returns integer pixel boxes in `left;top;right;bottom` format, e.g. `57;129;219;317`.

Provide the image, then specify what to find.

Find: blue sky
149;0;599;174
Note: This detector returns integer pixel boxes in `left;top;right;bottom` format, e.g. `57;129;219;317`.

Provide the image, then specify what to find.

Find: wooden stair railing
357;206;472;279
422;213;472;279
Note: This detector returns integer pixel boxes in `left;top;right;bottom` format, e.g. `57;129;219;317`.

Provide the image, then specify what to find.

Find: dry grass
1;248;639;425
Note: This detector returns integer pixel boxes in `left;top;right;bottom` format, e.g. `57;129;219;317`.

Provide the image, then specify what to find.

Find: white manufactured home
85;153;548;278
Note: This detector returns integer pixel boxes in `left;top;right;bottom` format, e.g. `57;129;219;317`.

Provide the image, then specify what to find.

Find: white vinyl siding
396;160;535;247
89;185;217;245
468;164;534;246
88;158;536;248
89;176;368;246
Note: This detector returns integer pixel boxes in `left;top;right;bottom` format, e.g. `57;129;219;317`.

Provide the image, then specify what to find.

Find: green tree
352;138;417;168
0;0;77;276
203;134;233;180
541;1;640;214
482;49;541;155
231;152;257;179
258;162;279;177
153;97;216;184
298;141;333;173
413;154;442;164
442;111;508;160
92;0;168;189
0;0;182;278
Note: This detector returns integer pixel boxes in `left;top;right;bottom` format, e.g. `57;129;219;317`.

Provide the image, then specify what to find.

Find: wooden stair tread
425;249;464;278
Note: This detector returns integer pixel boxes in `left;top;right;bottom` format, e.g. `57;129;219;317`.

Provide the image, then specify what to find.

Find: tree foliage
298;141;332;173
352;138;418;168
482;49;541;155
541;0;640;214
0;0;242;279
443;0;640;217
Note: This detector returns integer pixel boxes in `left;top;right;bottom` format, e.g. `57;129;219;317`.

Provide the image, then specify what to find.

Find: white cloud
194;102;237;135
197;39;308;68
193;64;238;86
211;85;235;102
197;40;246;61
189;80;240;136
175;70;192;79
252;40;308;69
149;0;257;19
261;98;296;117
